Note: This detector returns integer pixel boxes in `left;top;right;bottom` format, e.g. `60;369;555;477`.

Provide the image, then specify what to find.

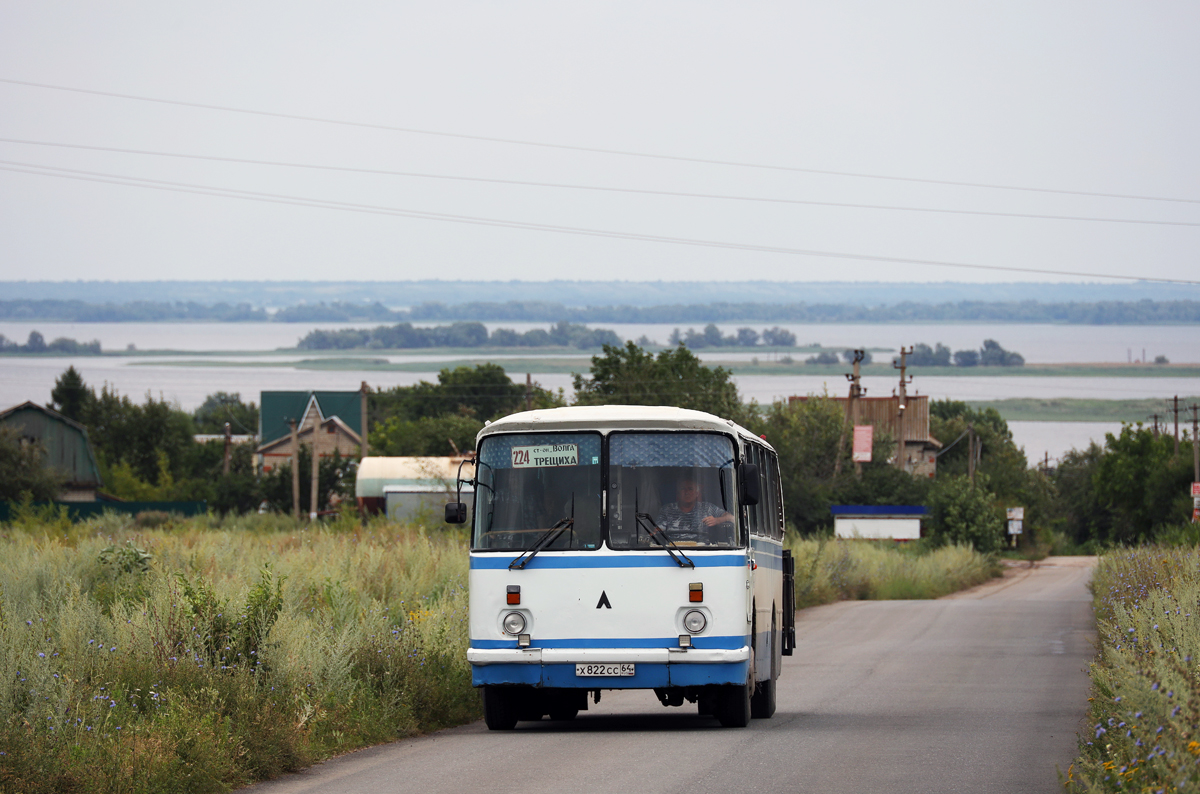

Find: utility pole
967;423;976;484
310;421;321;521
835;350;867;476
1173;395;1182;456
1148;414;1161;437
289;419;300;520
894;346;912;471
525;373;532;412
1191;404;1199;485
222;421;232;474
360;381;370;458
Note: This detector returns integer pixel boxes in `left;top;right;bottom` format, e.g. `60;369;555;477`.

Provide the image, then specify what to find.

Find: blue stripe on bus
469;554;746;570
470;635;745;650
472;661;749;688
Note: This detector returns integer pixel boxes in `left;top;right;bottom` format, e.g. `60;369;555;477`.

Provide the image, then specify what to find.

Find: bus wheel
715;665;752;728
750;677;776;719
482;686;520;730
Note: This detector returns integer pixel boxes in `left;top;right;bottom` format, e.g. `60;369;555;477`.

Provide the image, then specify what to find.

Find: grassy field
964;397;1200;423
0;510;477;794
1065;545;1200;791
0;509;1002;793
786;537;999;606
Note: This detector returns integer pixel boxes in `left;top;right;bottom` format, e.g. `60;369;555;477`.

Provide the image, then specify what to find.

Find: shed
831;505;927;540
356;456;474;522
0;401;103;501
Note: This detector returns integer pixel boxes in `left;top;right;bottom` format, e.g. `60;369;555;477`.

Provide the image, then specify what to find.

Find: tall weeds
1065;547;1200;792
786;536;999;607
0;514;477;794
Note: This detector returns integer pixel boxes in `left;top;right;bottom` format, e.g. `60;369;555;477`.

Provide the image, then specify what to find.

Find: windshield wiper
635;512;695;569
509;495;576;570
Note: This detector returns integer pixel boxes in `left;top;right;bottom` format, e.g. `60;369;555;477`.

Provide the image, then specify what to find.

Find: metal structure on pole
835;350;867;476
894;346;912;471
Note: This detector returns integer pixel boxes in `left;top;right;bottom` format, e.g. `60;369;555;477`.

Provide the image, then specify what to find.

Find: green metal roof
0;402;102;487
259;390;363;446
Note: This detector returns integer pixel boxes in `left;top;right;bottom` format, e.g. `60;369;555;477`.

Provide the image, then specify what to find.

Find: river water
3;321;1196;464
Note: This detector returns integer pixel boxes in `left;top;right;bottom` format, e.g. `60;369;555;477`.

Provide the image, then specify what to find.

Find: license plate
575;663;635;677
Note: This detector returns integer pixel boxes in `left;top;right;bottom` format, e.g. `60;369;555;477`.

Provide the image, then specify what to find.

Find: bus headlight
502;612;527;635
683;610;707;634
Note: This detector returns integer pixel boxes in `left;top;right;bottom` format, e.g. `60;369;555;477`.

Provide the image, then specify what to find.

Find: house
0;401;103;501
789;394;942;477
257;389;367;473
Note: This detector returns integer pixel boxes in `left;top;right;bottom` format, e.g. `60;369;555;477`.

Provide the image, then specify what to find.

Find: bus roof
478;405;774;452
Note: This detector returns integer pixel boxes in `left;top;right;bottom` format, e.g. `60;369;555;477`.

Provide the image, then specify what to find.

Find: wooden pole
289;419;300;519
222;421;232;475
310;422;320;521
967;423;976;484
360;381;370;458
525;373;532;411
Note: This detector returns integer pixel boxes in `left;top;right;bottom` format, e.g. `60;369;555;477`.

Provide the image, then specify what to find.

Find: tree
573;342;744;419
736;328;759;347
953;349;979;367
761;327;797;347
192;391;259;435
370;414;485;456
0;426;66;500
50;365;94;422
926;474;1004;553
1092;424;1192;543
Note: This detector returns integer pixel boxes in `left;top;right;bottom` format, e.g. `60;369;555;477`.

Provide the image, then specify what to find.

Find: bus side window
754;445;769;537
765;450;783;540
745;444;762;537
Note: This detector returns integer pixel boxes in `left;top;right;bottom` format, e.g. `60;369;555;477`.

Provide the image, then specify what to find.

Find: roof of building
258;415;362;455
830;505;928;516
259;390;363;446
0;401;102;487
356;456;474;497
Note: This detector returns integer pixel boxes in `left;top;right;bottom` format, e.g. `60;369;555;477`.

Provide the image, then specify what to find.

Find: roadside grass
0;512;478;794
1065;546;1200;792
786;536;999;608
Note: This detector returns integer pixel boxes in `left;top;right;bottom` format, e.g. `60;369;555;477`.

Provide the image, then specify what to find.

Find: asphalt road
245;556;1096;794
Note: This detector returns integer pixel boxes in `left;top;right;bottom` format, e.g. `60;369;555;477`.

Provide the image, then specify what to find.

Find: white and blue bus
446;405;796;729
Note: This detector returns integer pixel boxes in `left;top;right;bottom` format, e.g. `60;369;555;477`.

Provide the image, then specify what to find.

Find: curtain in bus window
608;433;738;550
472;433;602;551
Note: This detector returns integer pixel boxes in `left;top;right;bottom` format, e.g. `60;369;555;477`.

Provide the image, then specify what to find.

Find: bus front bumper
467;646;750;688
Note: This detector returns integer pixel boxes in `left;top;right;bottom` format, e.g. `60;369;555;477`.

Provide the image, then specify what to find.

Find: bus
446;405;796;730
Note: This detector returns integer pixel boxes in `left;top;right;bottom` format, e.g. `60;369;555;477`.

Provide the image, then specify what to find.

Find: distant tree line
0;300;266;322
297;321;623;350
667;324;798;348
905;339;1024;367
5;298;1200;324
0;331;100;355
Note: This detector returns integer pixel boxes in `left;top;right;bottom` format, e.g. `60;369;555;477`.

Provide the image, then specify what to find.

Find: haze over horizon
1;3;1197;287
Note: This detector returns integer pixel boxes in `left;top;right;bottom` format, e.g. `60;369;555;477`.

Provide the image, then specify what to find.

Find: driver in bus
655;473;735;544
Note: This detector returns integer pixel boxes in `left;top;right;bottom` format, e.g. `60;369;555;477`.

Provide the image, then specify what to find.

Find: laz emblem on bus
596;591;612;609
511;444;579;468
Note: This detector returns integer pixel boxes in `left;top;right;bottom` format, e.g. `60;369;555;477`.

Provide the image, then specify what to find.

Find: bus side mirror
739;463;760;506
445;502;467;524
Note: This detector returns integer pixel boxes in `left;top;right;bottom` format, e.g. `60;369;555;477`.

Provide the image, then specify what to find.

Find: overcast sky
0;2;1197;285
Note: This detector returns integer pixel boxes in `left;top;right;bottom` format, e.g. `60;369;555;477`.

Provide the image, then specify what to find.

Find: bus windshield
608;432;739;550
472;432;603;551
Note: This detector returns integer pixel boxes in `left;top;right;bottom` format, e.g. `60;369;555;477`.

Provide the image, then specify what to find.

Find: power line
4;158;1198;285
1;136;1197;228
3;76;1198;206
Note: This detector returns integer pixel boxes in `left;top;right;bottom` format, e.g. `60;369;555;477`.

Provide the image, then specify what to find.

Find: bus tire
751;616;778;719
750;677;776;719
715;676;752;728
482;686;519;730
